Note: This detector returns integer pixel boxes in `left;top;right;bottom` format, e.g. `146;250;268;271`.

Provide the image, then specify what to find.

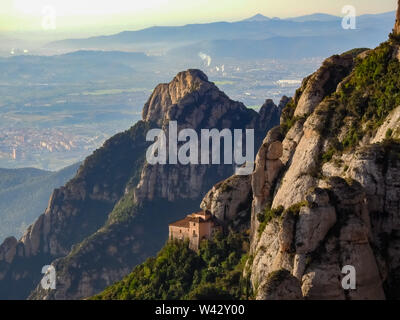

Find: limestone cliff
245;36;400;299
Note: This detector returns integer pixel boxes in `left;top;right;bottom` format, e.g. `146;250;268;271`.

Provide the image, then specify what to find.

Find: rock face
256;269;303;300
294;54;354;117
245;34;400;300
135;69;277;203
259;97;288;129
200;174;252;228
0;69;283;300
395;0;400;36
371;105;400;143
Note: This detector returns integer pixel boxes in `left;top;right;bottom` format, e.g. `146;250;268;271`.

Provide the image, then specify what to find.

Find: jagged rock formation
259;97;288;130
0;69;283;300
134;70;282;203
246;35;400;299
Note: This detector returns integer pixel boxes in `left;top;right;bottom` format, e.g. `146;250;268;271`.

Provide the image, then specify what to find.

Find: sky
0;0;397;35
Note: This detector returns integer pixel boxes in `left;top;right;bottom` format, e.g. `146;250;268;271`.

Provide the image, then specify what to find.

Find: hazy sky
0;0;397;34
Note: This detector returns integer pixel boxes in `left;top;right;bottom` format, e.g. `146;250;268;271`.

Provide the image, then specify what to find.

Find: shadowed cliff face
0;69;283;300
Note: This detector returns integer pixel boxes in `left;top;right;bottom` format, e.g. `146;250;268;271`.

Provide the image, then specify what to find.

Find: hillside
93;232;250;300
0;163;80;242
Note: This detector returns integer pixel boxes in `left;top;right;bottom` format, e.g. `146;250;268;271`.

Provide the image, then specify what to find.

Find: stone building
168;211;222;251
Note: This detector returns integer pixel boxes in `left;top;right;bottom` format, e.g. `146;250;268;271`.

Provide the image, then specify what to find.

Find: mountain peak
175;69;208;82
243;13;270;22
142;69;216;126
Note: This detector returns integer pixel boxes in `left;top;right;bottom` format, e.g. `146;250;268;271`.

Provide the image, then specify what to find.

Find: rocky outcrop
142;70;210;126
293;54;355;117
259;96;289;130
246;20;400;299
200;174;252;227
0;237;17;264
135;69;277;203
371;105;400;143
250;127;284;244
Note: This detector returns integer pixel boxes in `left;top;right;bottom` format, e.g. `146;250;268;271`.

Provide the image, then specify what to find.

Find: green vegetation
257;201;309;237
281;42;400;164
263;269;291;294
106;193;139;225
280;85;309;135
280;98;298;135
92;231;251;300
334;42;400;146
285;201;309;215
306;42;400;169
321;147;336;163
340;48;369;58
257;205;284;236
386;128;394;139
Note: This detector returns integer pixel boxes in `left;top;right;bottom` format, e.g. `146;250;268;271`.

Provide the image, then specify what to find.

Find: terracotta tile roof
169;216;191;228
169;211;211;228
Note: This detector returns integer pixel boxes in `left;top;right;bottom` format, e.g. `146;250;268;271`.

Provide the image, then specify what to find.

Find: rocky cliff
85;10;400;301
245;38;400;299
0;69;282;300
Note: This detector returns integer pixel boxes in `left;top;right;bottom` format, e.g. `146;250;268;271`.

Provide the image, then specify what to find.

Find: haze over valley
0;11;394;170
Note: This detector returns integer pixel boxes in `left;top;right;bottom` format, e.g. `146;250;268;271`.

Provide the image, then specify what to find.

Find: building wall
169;218;219;251
198;220;213;240
169;225;190;241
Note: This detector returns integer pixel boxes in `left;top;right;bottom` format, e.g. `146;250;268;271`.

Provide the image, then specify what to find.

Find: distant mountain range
0;163;80;242
244;13;340;23
45;11;395;60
